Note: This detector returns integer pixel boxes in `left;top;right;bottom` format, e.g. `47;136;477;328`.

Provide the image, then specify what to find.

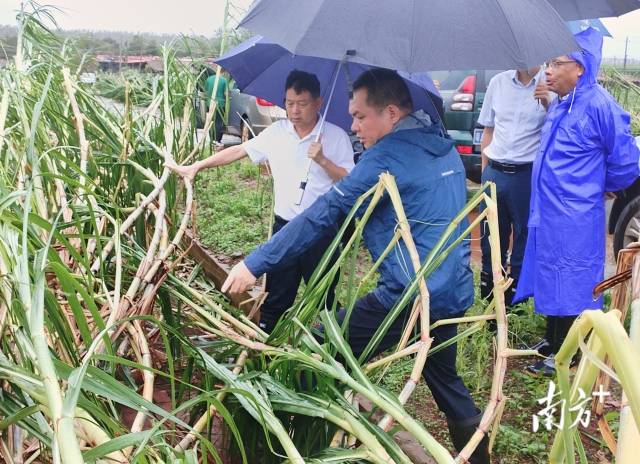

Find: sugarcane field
2;1;640;463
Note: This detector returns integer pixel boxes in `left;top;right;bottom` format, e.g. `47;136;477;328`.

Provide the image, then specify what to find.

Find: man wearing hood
515;28;640;375
222;68;490;462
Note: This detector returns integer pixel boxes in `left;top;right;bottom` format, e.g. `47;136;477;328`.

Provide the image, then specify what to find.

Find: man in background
205;69;229;144
478;66;551;309
515;28;640;375
170;70;354;333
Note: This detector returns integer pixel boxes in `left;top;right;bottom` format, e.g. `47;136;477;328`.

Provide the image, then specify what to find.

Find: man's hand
534;82;552;110
166;160;199;182
308;141;327;166
605;192;617;200
221;261;257;294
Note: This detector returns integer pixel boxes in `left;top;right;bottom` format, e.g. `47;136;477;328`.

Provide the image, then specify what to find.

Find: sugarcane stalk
361;183;490;362
396;207;489;353
96;160;167;341
416;185;507;463
364;341;421;373
11;425;24;464
174;349;249;452
550;310;640;463
31;271;83;463
380;173;430;341
61;68;89;187
616;298;640;462
615;252;640;461
455;187;508;463
127;320;155;435
90;170;171;273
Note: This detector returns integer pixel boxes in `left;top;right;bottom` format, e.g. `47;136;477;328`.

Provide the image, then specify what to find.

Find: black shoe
521;338;553;357
447;413;491;464
526;356;556;377
480;271;493;300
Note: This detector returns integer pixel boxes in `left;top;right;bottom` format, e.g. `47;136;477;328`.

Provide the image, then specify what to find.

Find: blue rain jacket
245;113;474;320
515;28;640;316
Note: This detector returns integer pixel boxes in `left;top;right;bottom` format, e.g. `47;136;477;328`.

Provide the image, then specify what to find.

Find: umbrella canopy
566;18;612;37
216;36;444;131
238;0;578;72
548;0;640;20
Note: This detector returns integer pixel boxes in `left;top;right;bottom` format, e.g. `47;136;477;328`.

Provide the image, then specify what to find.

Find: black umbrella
548;0;640;21
238;0;579;72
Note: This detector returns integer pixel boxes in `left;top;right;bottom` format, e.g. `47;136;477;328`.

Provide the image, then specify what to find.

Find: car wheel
613;195;640;258
240;118;253;143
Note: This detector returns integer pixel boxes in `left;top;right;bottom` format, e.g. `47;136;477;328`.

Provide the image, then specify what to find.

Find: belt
488;159;533;174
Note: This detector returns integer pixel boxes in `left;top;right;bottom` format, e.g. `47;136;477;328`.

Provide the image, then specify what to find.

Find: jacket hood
384;110;454;157
569;27;602;89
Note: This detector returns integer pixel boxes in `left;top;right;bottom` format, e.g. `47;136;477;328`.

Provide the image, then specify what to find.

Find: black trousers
211;113;224;143
545;315;578;354
260;215;337;333
480;163;532;304
337;293;480;421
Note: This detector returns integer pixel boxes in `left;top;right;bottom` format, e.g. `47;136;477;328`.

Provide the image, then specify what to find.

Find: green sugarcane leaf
82;431;150;462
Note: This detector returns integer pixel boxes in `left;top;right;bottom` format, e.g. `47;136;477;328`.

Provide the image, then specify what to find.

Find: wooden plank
183;230;262;321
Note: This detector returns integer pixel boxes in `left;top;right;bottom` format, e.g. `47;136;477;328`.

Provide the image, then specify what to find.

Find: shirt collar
511;68;543;88
285;113;323;141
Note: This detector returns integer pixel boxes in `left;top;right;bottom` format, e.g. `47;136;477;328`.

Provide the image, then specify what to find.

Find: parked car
610;137;640;257
195;79;286;141
430;70;503;183
225;86;286;141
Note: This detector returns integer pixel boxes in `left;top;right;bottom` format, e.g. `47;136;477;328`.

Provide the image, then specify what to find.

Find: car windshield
429;70;475;91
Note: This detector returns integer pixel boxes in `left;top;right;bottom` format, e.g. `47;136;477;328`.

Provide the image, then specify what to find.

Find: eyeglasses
544;60;577;69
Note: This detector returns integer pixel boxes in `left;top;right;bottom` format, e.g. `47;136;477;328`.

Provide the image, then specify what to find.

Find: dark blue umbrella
215;35;443;132
548;0;640;20
238;0;579;72
566;18;612;37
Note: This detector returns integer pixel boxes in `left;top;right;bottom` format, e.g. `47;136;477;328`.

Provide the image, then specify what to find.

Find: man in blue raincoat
222;68;490;463
515;28;640;375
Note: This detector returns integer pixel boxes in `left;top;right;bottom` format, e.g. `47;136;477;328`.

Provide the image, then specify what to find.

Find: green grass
195;159;273;255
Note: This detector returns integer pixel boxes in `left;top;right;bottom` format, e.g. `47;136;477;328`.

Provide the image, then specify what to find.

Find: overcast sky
0;0;254;36
0;0;638;59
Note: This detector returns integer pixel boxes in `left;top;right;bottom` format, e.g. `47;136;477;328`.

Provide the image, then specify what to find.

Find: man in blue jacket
222;68;489;462
515;28;640;375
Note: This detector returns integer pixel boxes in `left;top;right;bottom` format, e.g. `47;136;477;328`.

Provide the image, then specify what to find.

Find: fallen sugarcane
0;6;544;464
546;245;640;464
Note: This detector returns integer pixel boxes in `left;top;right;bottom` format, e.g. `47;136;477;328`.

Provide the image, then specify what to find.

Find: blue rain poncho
514;28;640;316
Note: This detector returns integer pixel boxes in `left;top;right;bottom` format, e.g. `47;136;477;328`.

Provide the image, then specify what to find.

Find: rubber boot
446;413;491;464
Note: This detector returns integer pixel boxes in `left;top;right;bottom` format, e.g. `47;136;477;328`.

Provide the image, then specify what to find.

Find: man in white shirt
168;70;354;332
477;67;551;308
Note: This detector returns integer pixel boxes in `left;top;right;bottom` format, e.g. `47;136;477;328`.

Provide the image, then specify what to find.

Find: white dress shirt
478;69;550;164
243;117;354;221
